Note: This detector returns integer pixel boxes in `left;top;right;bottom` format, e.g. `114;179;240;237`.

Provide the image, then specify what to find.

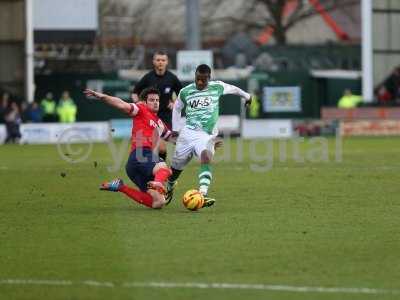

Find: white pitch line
1;279;399;295
0;279;72;286
123;282;400;295
83;280;115;288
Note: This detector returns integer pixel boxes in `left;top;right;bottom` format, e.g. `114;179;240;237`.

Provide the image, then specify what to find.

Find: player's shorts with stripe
171;127;216;170
125;147;163;192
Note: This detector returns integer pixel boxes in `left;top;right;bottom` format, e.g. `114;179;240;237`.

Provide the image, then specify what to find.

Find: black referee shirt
133;70;182;113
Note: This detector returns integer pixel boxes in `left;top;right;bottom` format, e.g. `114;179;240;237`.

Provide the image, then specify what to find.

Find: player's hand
245;96;252;107
167;101;174;110
171;131;179;138
214;138;223;150
83;89;104;100
167;131;179;144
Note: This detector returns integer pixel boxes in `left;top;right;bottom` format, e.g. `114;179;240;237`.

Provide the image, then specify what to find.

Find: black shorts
125;147;163;192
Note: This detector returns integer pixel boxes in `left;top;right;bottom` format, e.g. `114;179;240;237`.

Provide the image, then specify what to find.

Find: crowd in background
0;91;77;144
375;65;400;106
336;65;400;109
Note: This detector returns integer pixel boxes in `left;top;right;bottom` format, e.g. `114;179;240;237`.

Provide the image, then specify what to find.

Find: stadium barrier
241;120;293;138
321;107;400;121
110;119;132;139
0;116;242;144
340;120;400;136
0;122;110;144
321;107;400;136
110;115;242;139
0;125;5;143
5;118;399;143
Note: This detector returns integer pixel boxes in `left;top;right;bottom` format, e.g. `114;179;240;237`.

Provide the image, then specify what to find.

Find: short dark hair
139;87;160;101
153;50;168;58
195;64;211;75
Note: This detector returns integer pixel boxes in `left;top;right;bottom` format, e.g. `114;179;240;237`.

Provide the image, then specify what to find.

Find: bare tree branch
285;0;360;30
207;16;267;29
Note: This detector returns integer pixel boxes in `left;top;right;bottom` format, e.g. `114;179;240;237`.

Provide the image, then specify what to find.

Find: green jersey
173;80;250;134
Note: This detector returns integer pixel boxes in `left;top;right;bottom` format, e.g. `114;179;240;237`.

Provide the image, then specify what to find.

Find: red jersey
129;102;171;151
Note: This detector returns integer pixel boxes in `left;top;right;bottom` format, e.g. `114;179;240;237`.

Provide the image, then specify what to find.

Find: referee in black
132;50;182;160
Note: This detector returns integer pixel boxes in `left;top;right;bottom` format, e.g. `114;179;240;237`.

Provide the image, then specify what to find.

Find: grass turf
0;137;400;300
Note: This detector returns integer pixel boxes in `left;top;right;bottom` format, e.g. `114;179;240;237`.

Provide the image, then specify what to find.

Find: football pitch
1;137;400;300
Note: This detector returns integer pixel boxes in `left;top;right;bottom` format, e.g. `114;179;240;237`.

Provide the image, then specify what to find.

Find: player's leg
100;148;164;209
118;183;155;208
118;183;166;209
147;161;172;194
166;128;195;204
120;162;167;209
119;148;156;208
199;149;213;196
125;149;171;208
194;133;216;207
147;188;165;208
100;176;155;208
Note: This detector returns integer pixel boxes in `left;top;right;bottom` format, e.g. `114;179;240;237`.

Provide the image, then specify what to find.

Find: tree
207;0;360;45
99;0;157;42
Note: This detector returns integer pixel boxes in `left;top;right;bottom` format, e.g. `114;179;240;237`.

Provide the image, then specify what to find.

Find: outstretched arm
84;89;135;115
220;82;252;107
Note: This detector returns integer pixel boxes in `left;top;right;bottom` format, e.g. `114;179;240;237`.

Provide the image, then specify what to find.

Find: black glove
245;96;252;107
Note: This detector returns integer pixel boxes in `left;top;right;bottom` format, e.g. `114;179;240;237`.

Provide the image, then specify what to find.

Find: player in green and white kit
166;64;252;206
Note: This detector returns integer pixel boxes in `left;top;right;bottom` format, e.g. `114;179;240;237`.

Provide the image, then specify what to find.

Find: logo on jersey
188;97;211;109
149;120;158;128
149;119;165;135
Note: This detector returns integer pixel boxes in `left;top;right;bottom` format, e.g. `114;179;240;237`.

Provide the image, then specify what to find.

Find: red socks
119;185;153;208
117;168;171;209
154;168;172;183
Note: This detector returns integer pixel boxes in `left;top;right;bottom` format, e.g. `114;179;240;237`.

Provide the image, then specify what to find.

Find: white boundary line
0;279;399;295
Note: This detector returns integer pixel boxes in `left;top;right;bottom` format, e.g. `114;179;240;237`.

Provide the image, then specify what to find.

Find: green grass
1;137;400;300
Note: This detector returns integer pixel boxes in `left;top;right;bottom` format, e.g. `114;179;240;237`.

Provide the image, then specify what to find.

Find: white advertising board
110;115;240;139
0;122;110;145
177;50;213;81
0;125;6;144
241;120;293;138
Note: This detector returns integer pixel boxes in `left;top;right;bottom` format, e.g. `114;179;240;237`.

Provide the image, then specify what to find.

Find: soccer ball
182;189;204;211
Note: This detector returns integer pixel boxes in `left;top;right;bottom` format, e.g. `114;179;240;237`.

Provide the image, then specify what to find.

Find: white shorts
171;127;216;170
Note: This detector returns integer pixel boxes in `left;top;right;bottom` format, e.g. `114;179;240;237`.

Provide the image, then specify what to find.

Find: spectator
337;89;362;109
385;66;400;98
0;92;10;124
57;91;77;123
41;92;58;122
4;101;22;144
20;101;29;123
376;85;393;106
248;90;261;118
24;102;43;123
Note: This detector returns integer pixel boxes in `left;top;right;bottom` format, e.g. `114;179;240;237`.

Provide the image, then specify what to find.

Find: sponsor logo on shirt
188;97;211;108
149;119;165;135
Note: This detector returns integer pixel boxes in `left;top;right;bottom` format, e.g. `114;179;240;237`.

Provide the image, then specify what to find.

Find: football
182;189;204;211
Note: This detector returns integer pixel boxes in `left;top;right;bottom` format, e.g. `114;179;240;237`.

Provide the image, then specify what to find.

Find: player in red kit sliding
83;87;174;209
